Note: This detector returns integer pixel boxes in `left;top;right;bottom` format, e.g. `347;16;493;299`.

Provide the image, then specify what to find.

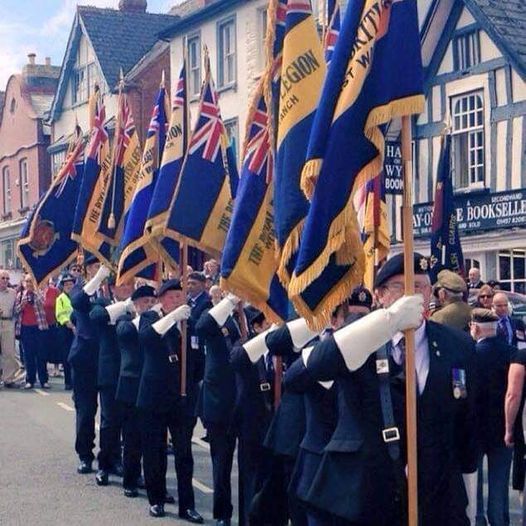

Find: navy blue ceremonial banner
289;0;425;328
117;85;168;283
429;133;464;281
164;53;237;258
18;128;85;286
221;79;288;323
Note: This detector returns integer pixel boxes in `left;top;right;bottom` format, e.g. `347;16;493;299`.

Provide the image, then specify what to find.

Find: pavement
0;374;524;526
0;375;238;526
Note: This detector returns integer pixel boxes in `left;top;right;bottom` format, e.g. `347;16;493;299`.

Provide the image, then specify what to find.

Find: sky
0;0;178;91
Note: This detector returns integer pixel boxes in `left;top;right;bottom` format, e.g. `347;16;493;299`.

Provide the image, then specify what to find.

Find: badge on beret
452;368;467;399
358;291;367;302
419;257;429;271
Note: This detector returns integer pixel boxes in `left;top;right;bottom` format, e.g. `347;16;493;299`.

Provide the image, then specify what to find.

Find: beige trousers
0;320;23;384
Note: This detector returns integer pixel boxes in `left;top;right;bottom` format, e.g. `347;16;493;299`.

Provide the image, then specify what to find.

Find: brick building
0;54;60;269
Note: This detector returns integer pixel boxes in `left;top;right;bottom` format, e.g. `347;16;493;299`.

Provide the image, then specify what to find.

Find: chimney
27;53;36;66
45;57;51;67
118;0;147;12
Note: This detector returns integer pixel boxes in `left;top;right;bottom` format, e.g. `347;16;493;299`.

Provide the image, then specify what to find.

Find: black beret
158;279;182;296
188;271;206;283
374;252;429;289
84;253;98;267
348;286;373;309
131;285;157;301
245;306;265;326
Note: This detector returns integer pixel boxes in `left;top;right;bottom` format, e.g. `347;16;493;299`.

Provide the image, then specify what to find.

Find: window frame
72;37;98;105
224;117;239;166
450;90;485;191
19;158;29;210
217;15;237;90
186;32;202;98
256;7;268;73
2;166;11;216
453;29;481;72
498;250;526;294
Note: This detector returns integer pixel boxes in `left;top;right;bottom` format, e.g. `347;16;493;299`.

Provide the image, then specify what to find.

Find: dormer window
453;30;480;71
72;35;99;105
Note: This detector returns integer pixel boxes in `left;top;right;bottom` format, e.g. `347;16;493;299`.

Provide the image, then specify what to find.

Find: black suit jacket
69;288;103;370
304;321;477;525
475;336;513;451
115;314;143;405
195;310;237;426
89;299;120;388
188;292;212;385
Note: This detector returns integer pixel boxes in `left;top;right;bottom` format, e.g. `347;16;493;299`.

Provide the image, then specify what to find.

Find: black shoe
149;504;165;518
77;461;93;474
123;487;138;498
164;492;175;504
179;509;204;524
216;520;231;526
109;463;124;477
95;469;109;486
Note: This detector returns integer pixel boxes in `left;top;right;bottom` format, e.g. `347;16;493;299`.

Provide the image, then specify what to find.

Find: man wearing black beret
299;252;478;525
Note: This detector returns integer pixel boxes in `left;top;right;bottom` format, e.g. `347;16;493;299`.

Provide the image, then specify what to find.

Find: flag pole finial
161;70;166;88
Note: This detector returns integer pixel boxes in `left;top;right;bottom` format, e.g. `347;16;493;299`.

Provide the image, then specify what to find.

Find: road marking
57;402;75;412
192;436;210;451
35;389;50;397
192;478;213;494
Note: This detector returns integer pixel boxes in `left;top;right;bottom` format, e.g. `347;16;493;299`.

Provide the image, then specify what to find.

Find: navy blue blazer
115;314;143;405
304;320;478;525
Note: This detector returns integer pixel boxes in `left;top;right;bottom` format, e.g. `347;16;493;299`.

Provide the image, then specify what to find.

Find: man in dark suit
138;280;203;523
90;276;135;486
69;256;110;475
302;253;478;526
471;308;514;526
493;292;526;348
196;292;241;526
115;285;157;498
468;267;485;290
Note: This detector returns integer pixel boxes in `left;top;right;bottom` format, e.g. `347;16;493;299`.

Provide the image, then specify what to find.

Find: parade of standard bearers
5;0;526;525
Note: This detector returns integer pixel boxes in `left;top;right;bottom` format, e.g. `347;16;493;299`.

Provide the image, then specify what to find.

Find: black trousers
97;384;123;470
121;401;142;489
71;365;98;463
207;423;236;520
140;406;196;513
58;325;73;387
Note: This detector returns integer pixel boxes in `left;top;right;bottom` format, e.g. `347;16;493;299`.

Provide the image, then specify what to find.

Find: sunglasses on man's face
0;277;9;280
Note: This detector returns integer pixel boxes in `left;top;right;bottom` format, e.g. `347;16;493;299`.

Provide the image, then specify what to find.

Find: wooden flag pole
180;241;189;397
401;115;418;526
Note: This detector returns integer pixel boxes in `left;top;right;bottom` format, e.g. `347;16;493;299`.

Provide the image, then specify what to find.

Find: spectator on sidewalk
55;274;76;390
0;270;23;388
15;275;49;389
493;292;526;348
468;267;485;289
474;285;494;309
43;278;61;378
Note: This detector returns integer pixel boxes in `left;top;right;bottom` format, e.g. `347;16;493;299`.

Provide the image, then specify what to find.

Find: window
52;150;66;179
453;30;480;71
72;36;98;105
451;92;485;189
187;35;201;97
498;250;526;294
2;167;11;215
217;17;237;88
9;98;16;114
257;8;268;71
19;158;29;209
224;118;239;165
1;240;14;269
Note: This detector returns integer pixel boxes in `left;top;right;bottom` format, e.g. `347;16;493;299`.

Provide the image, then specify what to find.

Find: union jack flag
55;130;84;198
85;95;108;159
114;94;136;166
324;2;340;62
246;97;273;183
287;1;312;15
188;80;226;162
173;67;186;109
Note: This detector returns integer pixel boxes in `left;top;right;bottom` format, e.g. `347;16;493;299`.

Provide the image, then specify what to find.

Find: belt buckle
168;354;178;364
260;382;271;392
382;427;400;443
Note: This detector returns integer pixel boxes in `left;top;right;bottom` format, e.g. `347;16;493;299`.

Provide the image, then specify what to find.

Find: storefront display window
498;250;526;293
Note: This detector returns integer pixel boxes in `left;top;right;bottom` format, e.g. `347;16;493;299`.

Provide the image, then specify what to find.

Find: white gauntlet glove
287;318;319;349
334;295;424;371
243;324;278;363
152;305;191;336
209;293;240;327
83;265;111;296
105;299;132;325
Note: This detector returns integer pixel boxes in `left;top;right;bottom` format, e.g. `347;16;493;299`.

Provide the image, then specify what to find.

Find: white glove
243;326;277;363
462;472;477;525
208;294;239;328
152;305;191;336
83;265;111;296
105;300;131;325
334;295;424;371
287;318;319;349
